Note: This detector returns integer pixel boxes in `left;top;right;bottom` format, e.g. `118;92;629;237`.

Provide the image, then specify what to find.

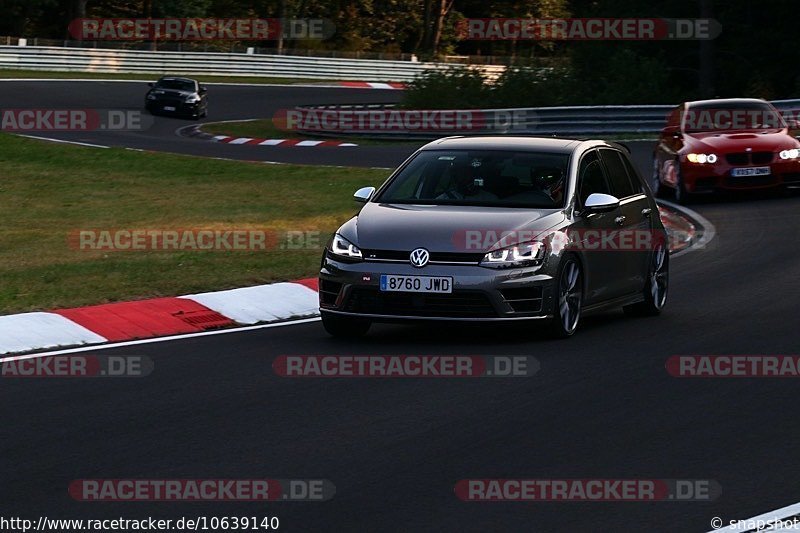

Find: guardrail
0;45;505;82
292;100;800;138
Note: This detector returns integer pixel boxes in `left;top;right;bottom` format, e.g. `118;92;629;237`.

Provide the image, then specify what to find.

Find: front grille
725;152;774;165
319;279;342;306
725;153;749;165
500;287;544;314
751;152;773;164
343;287;497;318
362;249;483;264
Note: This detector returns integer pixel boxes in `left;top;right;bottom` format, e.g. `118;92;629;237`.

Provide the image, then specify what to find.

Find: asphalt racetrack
2;80;800;532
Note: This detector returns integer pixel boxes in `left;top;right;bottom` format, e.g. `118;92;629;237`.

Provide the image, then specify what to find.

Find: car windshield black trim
155;80;196;91
376;149;571;209
683;102;786;133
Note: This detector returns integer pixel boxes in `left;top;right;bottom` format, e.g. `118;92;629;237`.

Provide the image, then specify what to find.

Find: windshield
684;102;785;133
155;79;196;91
376;150;570;208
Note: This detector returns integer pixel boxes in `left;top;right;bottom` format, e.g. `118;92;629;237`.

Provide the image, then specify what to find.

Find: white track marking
15;134;109;148
657;200;717;258
180;283;319;325
0;313;108;355
0;317;321;363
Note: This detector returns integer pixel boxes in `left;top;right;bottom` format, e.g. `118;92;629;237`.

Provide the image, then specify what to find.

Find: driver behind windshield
436;160;499;201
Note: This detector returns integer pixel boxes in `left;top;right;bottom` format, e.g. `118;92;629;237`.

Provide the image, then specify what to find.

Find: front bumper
682;159;800;192
145;100;201;115
319;253;555;322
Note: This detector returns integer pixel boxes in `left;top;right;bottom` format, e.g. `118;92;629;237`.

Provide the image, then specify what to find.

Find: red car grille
725;152;773;165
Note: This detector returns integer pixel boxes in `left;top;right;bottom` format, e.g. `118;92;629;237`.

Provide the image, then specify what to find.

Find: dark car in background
145;76;208;119
653;98;800;203
319;136;669;338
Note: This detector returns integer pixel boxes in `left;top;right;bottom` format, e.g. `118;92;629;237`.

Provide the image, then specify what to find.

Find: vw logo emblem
409;248;430;268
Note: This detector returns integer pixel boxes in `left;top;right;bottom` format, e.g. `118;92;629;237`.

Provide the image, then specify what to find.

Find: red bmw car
652;98;800;202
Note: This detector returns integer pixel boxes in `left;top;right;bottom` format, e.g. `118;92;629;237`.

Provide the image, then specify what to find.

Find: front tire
673;162;692;204
624;242;669;316
322;312;371;338
547;257;583;338
651;155;665;198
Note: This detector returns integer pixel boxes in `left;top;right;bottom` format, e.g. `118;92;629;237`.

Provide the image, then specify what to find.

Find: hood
685;130;799;152
345;202;566;253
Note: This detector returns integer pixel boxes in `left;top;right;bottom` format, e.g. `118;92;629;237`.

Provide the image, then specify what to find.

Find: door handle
614;215;626;226
641;208;652;217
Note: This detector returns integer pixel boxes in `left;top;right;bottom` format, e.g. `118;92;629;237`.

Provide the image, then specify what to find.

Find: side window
619;152;646;195
599;149;636;199
577;150;611;206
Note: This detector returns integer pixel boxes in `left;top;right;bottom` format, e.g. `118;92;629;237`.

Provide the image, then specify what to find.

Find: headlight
329;233;362;259
779;149;800;159
480;241;545;268
185;94;201;103
687;153;717;164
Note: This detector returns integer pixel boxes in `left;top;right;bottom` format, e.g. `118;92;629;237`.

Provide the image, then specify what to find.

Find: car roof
685;98;770;108
420;136;582;153
157;76;197;83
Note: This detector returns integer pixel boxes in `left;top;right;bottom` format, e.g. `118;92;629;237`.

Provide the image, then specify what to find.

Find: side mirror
148;82;154;87
661;126;681;140
199;86;208;94
583;193;620;214
353;186;375;203
786;118;800;130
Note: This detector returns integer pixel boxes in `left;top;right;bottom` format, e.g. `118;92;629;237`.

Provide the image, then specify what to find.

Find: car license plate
163;106;176;111
380;275;452;293
731;166;770;177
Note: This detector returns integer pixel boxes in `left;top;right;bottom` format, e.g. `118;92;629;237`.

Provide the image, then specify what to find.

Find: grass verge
0;133;387;314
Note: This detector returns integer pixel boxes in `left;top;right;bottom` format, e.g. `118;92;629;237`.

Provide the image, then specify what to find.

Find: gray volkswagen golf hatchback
319;137;668;338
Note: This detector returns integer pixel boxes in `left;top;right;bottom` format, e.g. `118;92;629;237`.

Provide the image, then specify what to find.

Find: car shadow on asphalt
321;311;637;348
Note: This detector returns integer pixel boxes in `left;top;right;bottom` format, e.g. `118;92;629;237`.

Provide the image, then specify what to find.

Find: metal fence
0;45;506;82
294;100;800;138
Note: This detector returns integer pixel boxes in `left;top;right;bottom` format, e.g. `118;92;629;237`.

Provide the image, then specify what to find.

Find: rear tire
322;312;371;338
624;242;669;317
547;256;583;338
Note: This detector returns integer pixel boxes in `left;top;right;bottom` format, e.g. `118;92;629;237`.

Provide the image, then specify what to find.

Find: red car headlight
687;153;718;164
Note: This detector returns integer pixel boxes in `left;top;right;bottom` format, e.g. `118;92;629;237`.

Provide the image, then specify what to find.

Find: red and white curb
0;204;711;356
339;81;405;90
211;136;357;147
0;279;320;356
